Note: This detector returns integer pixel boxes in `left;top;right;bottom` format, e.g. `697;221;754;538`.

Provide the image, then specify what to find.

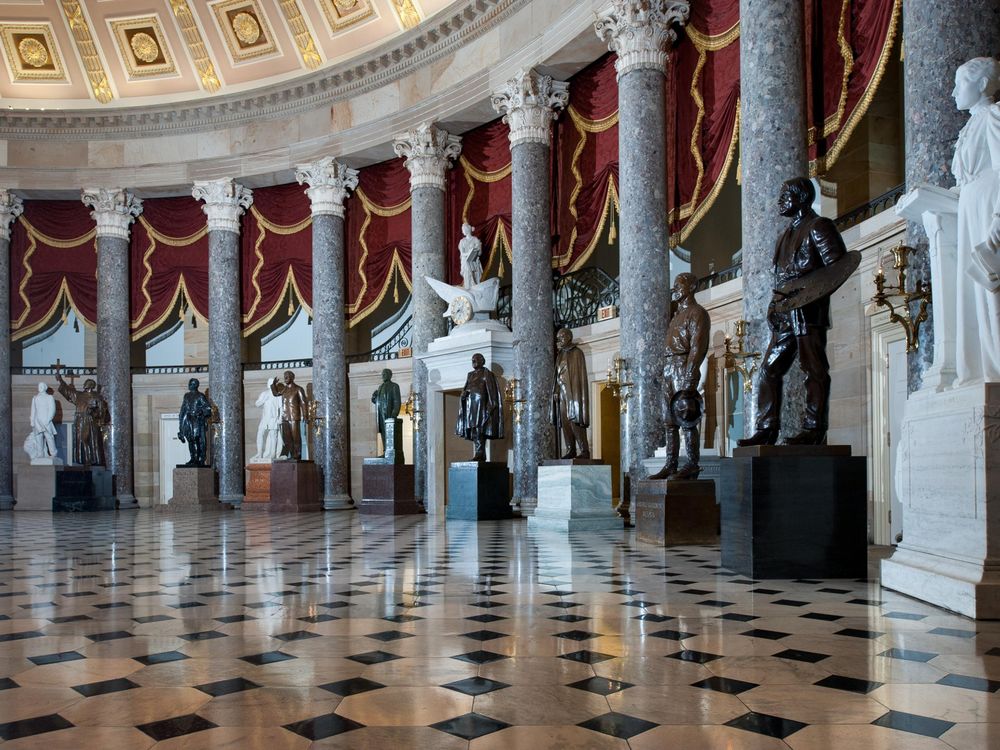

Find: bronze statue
456;353;504;461
371;368;402;458
650;272;710;479
55;370;108;467
177;378;213;467
270;370;308;460
739;177;847;446
553;328;591;459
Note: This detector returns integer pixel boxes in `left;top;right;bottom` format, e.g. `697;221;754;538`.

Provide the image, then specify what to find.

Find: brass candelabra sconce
871;243;931;353
403;388;423;432
504;377;526;425
307;399;324;439
604;354;633;413
724;319;761;394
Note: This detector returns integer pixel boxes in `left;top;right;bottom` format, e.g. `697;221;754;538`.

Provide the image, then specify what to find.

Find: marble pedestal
881;382;1000;618
359;460;421;515
245;463;272;504
529;462;621;531
159;467;218;512
720;445;867;579
447;462;513;521
53;467;116;512
14;464;62;510
267;461;322;512
636;479;718;546
379;418;405;464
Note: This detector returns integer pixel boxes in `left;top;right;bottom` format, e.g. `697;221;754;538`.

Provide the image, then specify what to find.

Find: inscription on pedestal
636;479;717;546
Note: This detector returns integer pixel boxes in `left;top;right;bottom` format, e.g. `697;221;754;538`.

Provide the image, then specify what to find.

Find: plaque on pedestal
635;479;717;546
447;462;513;520
15;464;60;510
359;459;421;515
52;467;116;512
158;467;218;513
245;463;272;503
529;462;621;531
267;461;322;512
720;445;866;579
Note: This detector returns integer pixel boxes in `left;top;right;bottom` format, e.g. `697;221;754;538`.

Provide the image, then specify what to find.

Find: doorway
598;384;621;509
870;314;908;545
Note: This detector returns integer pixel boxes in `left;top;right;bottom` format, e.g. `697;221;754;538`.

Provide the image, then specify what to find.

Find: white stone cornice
491;68;569;148
392;122;462;191
295;158;359;218
0;190;23;242
81;188;142;241
192;178;253;234
595;0;691;79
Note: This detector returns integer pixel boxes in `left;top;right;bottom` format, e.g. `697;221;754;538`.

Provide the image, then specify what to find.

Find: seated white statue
424;225;507;333
250;377;283;462
24;382;60;464
952;56;1000;383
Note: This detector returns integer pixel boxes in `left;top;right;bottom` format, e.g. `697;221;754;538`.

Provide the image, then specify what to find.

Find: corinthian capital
595;0;691;78
81;188;143;240
392;122;462;191
0;190;23;242
295;157;359;218
491;69;569;148
192;178;253;233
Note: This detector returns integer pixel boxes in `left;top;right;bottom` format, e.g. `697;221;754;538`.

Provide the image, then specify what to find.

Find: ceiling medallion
129;32;159;63
212;0;278;63
17;37;48;68
109;16;177;80
321;0;374;32
334;0;359;9
0;24;65;81
232;11;261;45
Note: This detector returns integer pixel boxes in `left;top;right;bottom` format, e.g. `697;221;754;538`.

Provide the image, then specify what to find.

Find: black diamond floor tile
347;650;403;665
72;677;139;697
567;676;633;695
430;712;510;740
666;649;722;664
195;677;261;697
462;629;508;641
452;649;509;665
465;613;507;623
724;711;807;739
239;651;296;665
741;628;791;640
560;650;617;664
274;630;321;641
936;673;1000;693
0;713;74;741
319;677;386;696
137;713;217;741
28;651;85;666
691;676;759;695
577;711;658;740
442;676;510;696
283;712;364;740
871;710;955;738
648;629;694;641
135;650;189;666
554;629;601;641
835;628;885;640
879;647;938;662
814;674;883;694
365;630;415;642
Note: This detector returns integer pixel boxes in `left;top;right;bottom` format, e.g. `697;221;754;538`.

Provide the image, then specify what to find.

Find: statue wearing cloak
456;353;504;461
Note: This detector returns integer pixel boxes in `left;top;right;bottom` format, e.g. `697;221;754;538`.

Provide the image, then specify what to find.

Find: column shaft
0;193;20;510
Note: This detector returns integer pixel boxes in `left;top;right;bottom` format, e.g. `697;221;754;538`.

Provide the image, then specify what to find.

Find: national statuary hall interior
1;1;999;748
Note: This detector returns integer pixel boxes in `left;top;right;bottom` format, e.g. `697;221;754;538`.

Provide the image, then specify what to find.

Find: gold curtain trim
481;221;513;280
242;266;311;336
807;0;854;146
347;187;412;325
459;154;512;228
242;205;312;330
685;20;740;51
137;214;208;246
347;250;412;328
130;276;206;341
566;177;619;273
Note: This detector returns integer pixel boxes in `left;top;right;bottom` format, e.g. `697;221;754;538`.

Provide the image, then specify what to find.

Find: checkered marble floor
0;511;998;749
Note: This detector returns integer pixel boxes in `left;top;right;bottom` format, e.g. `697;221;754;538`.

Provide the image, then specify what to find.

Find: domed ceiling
0;0;452;108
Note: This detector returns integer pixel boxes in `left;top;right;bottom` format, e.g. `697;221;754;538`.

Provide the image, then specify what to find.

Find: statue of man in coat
456;353;504;462
553;328;591;459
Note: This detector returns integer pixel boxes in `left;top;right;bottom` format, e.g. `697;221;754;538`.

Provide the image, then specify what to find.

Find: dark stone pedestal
158;467;218;513
541;458;605;466
266;461;322;512
720;445;867;579
636;478;718;546
447;462;513;521
359;460;422;515
53;467;116;512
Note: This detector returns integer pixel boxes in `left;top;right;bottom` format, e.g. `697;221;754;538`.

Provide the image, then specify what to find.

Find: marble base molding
635;478;718;546
158;467;218;512
529;463;621;532
881;381;1000;618
13;464;59;510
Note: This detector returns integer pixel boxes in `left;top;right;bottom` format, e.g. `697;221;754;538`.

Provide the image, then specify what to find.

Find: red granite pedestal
267;461;322;512
359;460;422;515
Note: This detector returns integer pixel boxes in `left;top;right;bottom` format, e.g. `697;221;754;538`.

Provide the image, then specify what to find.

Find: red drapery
446;118;512;283
241;182;313;335
10;201;96;341
130;196;209;340
345;158;412;326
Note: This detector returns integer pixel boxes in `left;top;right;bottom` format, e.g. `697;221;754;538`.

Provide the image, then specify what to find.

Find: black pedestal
720;445;867;578
636;478;717;546
447;462;513;520
359;460;422;515
53;467;116;512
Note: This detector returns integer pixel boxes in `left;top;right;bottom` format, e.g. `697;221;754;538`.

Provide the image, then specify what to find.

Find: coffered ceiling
0;0;450;108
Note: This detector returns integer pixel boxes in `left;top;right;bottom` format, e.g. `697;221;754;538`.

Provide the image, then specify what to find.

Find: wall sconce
307;398;324;439
504;377;525;425
604;353;633;413
403;388;422;432
871;243;931;352
724;319;761;394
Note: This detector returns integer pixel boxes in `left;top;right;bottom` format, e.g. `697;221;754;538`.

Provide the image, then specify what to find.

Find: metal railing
497;266;621;331
696;263;743;291
834;183;905;230
347;316;412;365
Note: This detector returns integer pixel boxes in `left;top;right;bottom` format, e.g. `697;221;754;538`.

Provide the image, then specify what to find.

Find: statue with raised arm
371;368;402;458
553;328;591;459
177;378;213;467
456;353;504;461
25;382;59;463
459;222;483;289
271;370;308;460
55;370;108;467
650;272;710;479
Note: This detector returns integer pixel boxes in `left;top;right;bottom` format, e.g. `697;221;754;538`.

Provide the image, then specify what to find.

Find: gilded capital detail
192;178;253;233
81;188;142;240
491;68;569;148
295;157;359;217
393;122;462;191
0;190;23;242
595;0;690;78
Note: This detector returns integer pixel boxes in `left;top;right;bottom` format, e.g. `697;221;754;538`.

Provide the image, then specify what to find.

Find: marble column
597;1;689;516
0;191;22;511
902;0;1000;387
193;179;252;507
738;0;808;434
492;69;569;515
393;123;461;509
296;157;359;510
82;188;142;506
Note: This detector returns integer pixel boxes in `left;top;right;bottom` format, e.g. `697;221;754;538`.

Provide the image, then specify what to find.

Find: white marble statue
24;382;60;464
952;56;1000;383
458;222;483;289
250;377;283;462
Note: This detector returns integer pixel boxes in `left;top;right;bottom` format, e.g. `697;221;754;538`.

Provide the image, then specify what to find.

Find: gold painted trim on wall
168;0;222;92
59;0;114;102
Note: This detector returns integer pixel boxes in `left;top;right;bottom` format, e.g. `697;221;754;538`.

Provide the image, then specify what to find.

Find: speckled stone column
738;0;808;435
394;123;461;509
193;179;252;508
0;191;22;511
296;158;359;510
902;0;1000;388
82;188;142;507
597;1;689;517
492;70;569;515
